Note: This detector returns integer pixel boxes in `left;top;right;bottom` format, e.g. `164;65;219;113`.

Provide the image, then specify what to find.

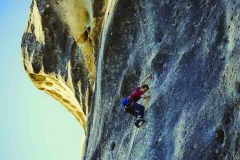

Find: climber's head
140;84;149;93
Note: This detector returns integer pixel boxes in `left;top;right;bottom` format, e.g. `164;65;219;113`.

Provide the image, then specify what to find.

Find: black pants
126;102;145;118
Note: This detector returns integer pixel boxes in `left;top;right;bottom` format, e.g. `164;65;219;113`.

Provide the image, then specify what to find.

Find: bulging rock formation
21;0;240;159
21;0;106;131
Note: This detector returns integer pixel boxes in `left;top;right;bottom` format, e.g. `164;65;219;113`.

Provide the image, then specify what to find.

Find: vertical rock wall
21;0;240;159
83;0;240;159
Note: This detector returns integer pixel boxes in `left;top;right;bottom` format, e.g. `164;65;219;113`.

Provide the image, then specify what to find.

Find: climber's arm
141;94;150;99
140;74;151;86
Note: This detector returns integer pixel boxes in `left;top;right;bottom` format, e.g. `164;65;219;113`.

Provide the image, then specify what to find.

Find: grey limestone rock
84;0;240;160
21;0;240;159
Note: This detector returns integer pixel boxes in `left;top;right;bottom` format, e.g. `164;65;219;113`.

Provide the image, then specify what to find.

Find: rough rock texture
21;0;240;159
21;0;106;131
84;0;240;159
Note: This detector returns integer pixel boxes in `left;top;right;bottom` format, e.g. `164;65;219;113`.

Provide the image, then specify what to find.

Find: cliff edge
21;0;240;159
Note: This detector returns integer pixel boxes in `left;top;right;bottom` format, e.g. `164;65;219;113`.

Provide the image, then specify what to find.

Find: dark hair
141;84;149;90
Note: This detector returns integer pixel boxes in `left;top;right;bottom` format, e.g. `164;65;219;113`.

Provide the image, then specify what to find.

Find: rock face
21;0;240;159
21;0;106;130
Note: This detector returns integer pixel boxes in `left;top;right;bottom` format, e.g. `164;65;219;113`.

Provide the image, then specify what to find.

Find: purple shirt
128;87;144;102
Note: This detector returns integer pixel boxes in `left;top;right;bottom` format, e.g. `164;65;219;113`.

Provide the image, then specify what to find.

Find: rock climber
122;74;151;128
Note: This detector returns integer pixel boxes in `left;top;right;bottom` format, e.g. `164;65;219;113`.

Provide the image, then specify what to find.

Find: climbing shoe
135;118;146;128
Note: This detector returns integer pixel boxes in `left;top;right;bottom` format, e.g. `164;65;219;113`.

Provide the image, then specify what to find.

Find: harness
122;98;137;116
